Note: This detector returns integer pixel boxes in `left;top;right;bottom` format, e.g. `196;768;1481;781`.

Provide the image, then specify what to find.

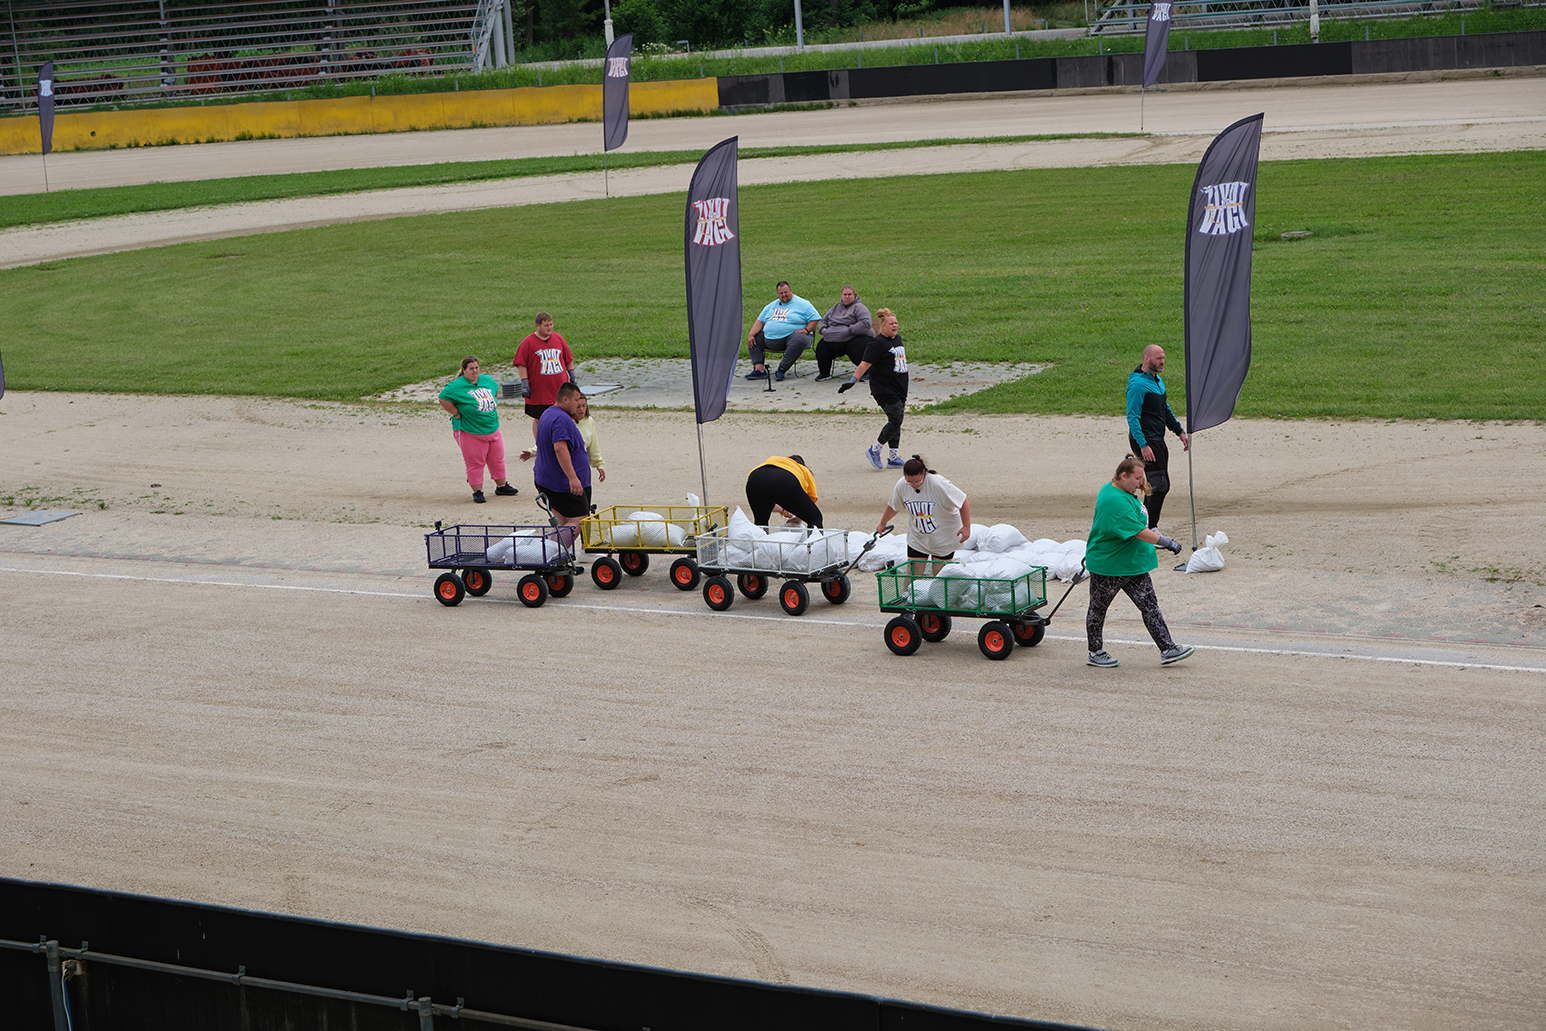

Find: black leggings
1129;434;1170;529
745;465;823;528
1085;572;1176;653
875;394;905;449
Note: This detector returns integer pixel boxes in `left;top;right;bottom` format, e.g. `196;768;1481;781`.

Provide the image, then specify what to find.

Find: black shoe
814;372;833;382
745;368;768;380
774;368;786;381
494;484;518;496
472;490;486;503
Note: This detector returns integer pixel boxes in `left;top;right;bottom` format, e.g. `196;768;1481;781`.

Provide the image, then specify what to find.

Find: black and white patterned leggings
1085;572;1176;653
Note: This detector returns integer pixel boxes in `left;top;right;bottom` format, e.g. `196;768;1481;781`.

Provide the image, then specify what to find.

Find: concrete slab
375;357;1049;411
0;510;81;526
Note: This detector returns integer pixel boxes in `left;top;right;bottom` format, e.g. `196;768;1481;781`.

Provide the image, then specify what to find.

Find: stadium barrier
0;878;1103;1031
1;31;1539;156
0;77;717;155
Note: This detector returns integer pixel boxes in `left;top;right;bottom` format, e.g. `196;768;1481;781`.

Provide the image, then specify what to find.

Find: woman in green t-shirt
437;355;517;504
1083;455;1192;668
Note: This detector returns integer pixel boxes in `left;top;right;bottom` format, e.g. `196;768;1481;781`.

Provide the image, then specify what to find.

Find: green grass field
4;150;1542;420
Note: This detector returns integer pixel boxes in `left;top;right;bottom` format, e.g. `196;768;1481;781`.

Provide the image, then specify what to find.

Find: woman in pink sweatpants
436;356;518;504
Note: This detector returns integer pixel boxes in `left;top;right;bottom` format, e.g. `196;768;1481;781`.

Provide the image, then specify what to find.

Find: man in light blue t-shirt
745;280;820;382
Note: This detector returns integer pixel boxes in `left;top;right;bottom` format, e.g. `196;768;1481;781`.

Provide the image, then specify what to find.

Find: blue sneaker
865;443;883;470
774;368;786;381
887;451;905;468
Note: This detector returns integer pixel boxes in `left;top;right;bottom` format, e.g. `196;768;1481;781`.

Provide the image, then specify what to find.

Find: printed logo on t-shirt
471;387;496;412
904;499;936;534
767;306;795;324
537;348;565;375
890;344;908;373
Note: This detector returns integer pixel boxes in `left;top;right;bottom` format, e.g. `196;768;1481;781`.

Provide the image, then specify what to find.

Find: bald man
1126;344;1190;530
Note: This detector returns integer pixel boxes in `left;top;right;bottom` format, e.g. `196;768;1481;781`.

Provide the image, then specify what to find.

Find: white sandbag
728;507;764;541
1030;538;1061;552
485;535;516;564
976;523;1030;553
753;530;805;571
935;563;978;608
609;524;641;547
1184;531;1229;574
907;577;946;608
958;525;983;551
664;523;689;548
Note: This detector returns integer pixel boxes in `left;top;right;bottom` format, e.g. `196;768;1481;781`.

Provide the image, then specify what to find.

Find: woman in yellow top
744;455;822;528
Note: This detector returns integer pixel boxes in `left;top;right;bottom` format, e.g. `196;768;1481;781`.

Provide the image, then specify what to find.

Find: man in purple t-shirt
533;382;591;527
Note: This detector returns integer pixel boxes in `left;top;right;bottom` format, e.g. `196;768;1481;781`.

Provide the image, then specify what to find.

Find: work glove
837;378;857;394
1156;535;1182;555
519;379;531;399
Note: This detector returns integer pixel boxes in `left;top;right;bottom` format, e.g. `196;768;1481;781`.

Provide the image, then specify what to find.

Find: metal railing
2;1;480;110
1;935;599;1031
1088;0;1505;34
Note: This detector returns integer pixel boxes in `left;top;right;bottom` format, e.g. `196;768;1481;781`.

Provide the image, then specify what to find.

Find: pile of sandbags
485;529;573;566
714;508;844;573
846;521;1088;582
607;510;690;549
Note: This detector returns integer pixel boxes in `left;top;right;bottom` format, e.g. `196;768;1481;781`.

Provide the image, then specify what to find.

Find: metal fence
1;1;490;109
1088;0;1507;34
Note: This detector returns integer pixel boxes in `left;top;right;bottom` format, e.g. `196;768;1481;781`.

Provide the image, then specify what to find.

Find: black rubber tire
546;573;575;598
1011;621;1046;647
820;574;851;605
590;556;623;590
737;572;769;600
703;575;734;611
978;621;1014;660
433;572;465;607
517;574;548;608
885;615;922;656
620;550;649;576
779;580;810;617
918;612;953;643
463;568;492;597
670;557;701;591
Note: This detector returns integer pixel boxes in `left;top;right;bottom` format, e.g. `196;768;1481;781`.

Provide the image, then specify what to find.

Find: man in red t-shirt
513;311;575;443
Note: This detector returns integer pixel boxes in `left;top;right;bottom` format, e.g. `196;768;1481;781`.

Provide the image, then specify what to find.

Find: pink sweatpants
454;429;506;487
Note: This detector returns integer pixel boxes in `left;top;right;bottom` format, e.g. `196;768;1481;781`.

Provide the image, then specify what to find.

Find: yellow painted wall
0;78;718;156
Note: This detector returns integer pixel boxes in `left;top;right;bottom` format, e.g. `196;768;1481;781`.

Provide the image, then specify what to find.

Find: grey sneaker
1160;645;1195;665
864;443;883;470
1087;651;1119;668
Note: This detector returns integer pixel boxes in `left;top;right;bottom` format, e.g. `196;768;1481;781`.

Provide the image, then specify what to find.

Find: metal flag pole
42;152;49;192
1174;441;1196;571
695;420;710;507
1141;84;1145;133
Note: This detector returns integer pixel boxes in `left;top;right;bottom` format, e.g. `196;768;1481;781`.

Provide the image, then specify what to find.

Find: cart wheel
433;572;465;607
620;550;649;577
885;615;922;656
517;574;549;608
670;557;701;591
591;557;623;590
1011;621;1046;647
463;569;492;597
546;573;575;598
978;621;1014;660
918;612;952;642
737;573;769;600
821;574;852;605
779;580;810;617
703;575;734;611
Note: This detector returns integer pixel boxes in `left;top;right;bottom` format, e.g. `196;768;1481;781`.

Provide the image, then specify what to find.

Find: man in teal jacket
1126;344;1190;529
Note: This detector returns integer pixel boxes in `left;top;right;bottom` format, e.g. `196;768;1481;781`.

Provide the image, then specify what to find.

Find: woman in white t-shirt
875;455;971;573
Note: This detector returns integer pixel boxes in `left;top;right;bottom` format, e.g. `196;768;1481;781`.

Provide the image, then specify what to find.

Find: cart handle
1043;559;1088;622
840;525;894;576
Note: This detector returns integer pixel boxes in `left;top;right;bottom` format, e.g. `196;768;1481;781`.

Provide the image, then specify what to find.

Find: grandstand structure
0;1;526;108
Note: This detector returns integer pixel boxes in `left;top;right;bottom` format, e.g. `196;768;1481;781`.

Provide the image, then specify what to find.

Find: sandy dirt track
3;78;1545;1031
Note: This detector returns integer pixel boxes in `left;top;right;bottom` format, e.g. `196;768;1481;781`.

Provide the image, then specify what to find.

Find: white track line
6;564;1544;674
